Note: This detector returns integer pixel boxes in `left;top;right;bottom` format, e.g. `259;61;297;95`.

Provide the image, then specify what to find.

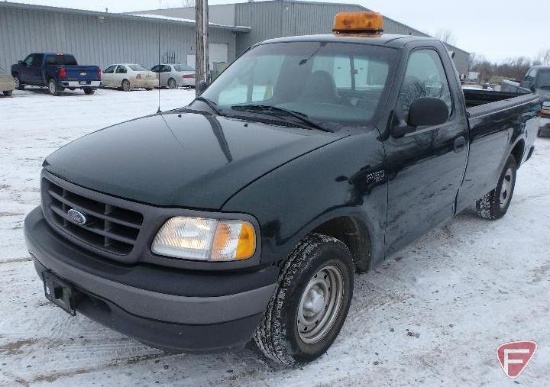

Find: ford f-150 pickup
24;12;541;365
11;53;101;96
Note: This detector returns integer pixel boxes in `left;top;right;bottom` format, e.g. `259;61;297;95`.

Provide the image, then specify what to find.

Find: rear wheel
14;75;24;90
48;79;59;96
167;78;177;89
121;79;131;92
83;88;95;95
3;90;13;96
476;155;517;220
254;234;354;365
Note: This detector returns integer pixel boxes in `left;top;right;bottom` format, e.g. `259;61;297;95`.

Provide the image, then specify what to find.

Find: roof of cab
257;33;439;49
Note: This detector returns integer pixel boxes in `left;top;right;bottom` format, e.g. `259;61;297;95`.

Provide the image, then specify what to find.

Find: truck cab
24;11;540;366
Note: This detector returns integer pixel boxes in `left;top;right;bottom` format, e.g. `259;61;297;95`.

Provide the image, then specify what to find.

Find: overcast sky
5;0;548;63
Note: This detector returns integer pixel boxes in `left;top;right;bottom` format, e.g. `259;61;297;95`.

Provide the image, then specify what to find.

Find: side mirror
408;97;449;127
197;80;209;95
390;97;449;138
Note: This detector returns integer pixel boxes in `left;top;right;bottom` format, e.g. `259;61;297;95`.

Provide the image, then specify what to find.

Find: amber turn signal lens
332;11;384;33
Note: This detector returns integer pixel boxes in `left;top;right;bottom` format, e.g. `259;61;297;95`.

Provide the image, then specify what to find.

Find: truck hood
44;111;342;209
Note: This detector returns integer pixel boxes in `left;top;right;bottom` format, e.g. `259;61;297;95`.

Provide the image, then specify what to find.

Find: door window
31;54;44;67
23;54;34;66
116;66;128;74
398;49;453;119
104;65;116;74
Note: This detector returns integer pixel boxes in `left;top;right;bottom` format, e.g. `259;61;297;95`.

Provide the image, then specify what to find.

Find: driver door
384;48;468;255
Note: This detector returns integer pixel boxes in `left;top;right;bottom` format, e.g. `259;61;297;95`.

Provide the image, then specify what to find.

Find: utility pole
195;0;209;96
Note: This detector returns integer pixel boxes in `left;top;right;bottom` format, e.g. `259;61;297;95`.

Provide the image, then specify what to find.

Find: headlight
151;217;256;261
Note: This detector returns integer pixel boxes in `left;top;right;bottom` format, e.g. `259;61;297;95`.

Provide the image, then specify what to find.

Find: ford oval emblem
67;209;87;225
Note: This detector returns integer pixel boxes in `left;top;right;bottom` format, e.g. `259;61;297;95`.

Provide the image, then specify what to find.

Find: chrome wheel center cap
304;287;325;316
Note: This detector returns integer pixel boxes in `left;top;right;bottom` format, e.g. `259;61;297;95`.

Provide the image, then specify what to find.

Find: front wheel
476;155;517;220
3;90;12;96
254;234;354;365
48;79;59;96
14;75;24;90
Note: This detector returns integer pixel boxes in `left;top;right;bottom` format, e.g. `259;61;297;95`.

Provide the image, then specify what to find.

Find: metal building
0;1;470;76
0;2;248;72
134;0;470;75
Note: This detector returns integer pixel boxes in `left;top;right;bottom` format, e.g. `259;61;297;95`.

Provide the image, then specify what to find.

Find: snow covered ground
0;89;549;386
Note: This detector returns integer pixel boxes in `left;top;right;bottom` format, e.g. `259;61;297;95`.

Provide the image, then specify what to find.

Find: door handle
454;136;466;152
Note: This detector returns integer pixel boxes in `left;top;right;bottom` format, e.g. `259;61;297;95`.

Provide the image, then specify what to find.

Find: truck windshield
535;70;550;89
201;41;398;129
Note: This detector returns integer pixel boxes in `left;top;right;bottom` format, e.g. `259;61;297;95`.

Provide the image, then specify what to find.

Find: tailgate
63;66;100;81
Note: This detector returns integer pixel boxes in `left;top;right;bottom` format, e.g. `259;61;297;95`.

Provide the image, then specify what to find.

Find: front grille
42;176;143;255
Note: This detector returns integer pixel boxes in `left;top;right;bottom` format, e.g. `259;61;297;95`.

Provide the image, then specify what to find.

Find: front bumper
24;206;277;352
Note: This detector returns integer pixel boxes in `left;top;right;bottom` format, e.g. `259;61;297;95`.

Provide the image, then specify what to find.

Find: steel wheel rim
499;168;514;208
297;264;344;344
49;81;56;94
168;79;176;89
122;80;130;91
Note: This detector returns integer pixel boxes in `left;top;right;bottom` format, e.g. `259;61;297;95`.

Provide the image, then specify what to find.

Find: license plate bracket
43;271;76;316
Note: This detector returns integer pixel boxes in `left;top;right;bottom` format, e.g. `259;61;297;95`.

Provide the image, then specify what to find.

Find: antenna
157;0;162;113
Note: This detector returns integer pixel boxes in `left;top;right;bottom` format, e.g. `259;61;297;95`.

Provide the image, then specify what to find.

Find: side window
116;66;127;74
151;65;160;73
162;65;171;72
23;54;34;66
32;54;44;66
398;49;453;119
524;68;537;83
104;65;116;74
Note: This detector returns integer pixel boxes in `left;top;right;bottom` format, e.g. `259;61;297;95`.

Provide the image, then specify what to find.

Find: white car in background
0;66;15;96
151;63;195;88
101;64;158;91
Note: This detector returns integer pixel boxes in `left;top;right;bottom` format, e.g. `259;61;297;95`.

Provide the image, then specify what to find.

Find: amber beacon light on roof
332;11;384;34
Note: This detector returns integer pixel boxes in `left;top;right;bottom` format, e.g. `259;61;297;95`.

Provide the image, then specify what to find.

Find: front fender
222;130;387;269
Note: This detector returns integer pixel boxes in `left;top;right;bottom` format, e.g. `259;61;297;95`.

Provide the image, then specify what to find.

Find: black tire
83;88;95;95
538;128;542;137
254;233;354;365
13;75;24;90
48;78;59;96
145;87;153;91
476;155;517;220
3;90;12;96
167;78;177;89
121;79;131;92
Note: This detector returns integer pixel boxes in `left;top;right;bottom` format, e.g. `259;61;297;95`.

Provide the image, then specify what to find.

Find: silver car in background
151;64;195;88
0;66;15;96
101;64;158;91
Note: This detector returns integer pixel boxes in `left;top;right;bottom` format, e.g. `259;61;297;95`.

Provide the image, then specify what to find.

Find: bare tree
537;48;550;66
434;29;456;46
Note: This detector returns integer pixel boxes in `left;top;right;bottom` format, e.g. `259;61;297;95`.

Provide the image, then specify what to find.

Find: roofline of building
133;1;469;55
0;1;251;32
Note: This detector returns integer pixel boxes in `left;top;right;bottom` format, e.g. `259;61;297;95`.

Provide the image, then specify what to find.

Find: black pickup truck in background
24;12;541;366
11;53;101;95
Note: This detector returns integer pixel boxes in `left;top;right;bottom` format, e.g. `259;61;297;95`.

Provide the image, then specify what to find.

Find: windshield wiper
193;96;223;115
230;104;330;132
